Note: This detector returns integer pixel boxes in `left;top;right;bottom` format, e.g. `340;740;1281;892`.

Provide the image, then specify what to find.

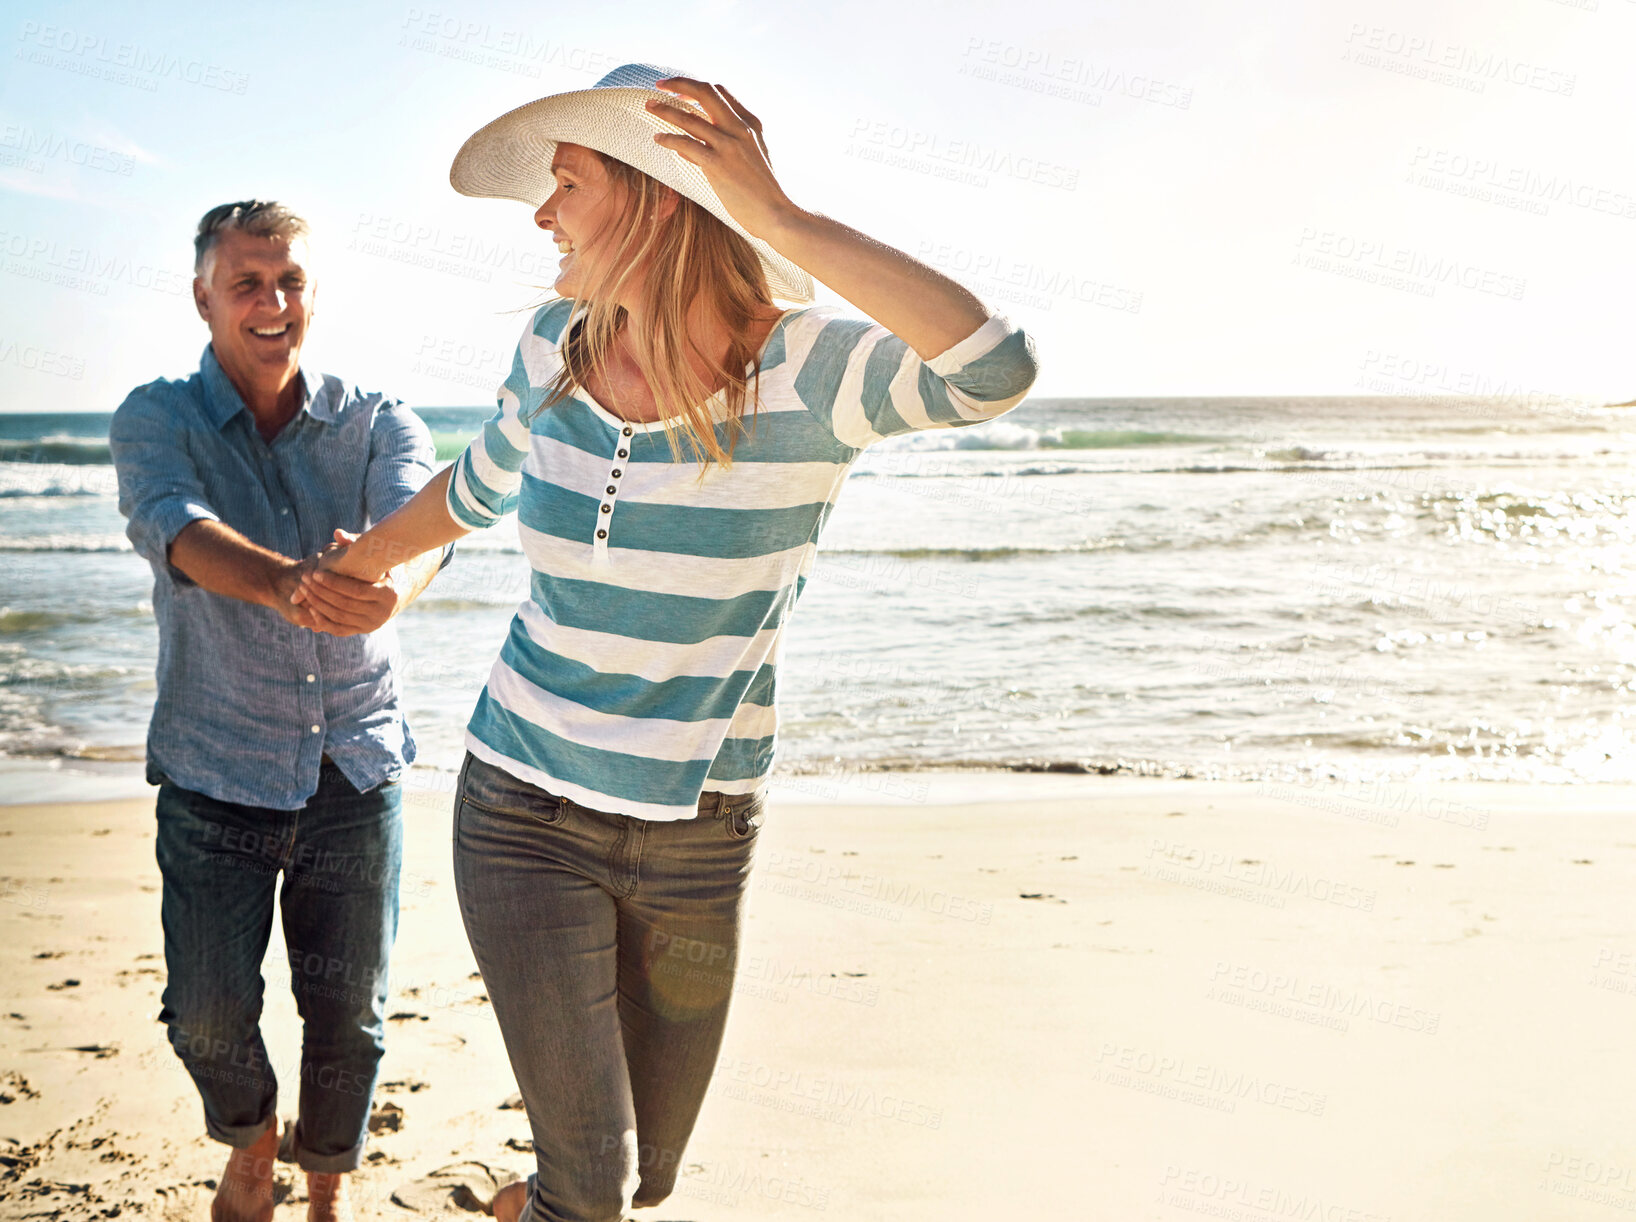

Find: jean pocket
722;793;766;840
456;756;567;827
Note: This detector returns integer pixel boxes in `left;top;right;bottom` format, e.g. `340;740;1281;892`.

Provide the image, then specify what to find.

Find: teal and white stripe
449;297;1039;821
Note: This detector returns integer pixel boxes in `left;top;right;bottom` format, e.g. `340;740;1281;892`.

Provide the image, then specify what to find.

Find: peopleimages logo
846;119;1080;191
1406;147;1636;220
1341;24;1576;96
1292;227;1527;301
0;230;189;298
15;22;250;93
0;125;135;175
0;340;86;380
958;39;1195;110
915;241;1143;315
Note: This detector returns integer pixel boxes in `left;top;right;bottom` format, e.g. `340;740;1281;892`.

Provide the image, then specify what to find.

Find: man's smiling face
194;227;315;401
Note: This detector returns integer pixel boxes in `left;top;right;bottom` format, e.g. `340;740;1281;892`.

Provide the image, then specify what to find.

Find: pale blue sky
2;0;1632;410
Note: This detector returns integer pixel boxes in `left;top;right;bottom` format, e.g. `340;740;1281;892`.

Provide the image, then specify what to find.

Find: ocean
2;393;1633;794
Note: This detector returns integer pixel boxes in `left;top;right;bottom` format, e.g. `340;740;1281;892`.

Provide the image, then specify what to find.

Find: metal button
310;725;320;734
305;674;315;683
600;504;611;514
611;469;622;478
596;529;607;539
617;449;628;458
605;485;617;495
280;508;290;516
622;426;632;436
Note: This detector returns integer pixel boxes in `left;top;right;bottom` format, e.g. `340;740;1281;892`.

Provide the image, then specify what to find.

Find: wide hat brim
449;84;816;304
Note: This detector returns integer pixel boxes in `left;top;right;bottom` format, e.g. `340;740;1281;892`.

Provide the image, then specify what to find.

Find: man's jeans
452;752;764;1222
153;761;402;1172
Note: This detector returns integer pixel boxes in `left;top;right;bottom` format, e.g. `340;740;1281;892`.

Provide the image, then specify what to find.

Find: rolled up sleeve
792;308;1041;450
109;385;220;578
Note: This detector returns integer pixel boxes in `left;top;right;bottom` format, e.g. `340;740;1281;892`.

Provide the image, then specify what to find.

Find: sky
1;0;1633;410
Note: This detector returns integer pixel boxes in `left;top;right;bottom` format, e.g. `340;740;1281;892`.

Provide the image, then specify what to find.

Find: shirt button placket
302;635;323;768
595;426;634;554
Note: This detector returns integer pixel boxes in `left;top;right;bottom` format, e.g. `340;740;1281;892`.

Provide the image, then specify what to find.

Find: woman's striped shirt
447;298;1040;821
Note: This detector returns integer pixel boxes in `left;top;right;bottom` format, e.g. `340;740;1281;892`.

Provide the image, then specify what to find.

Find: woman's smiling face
534;142;626;299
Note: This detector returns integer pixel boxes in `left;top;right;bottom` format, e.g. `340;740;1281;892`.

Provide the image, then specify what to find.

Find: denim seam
280;803;300;870
627;820;645;897
606;817;641;899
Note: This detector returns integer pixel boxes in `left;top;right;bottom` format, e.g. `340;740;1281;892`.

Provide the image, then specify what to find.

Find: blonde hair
537;152;775;469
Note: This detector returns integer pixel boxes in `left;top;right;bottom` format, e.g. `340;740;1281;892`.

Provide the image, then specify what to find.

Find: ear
192;275;209;322
652;185;679;224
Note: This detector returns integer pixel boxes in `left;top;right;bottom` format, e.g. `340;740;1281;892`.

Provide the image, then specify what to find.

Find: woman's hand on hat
646;78;797;240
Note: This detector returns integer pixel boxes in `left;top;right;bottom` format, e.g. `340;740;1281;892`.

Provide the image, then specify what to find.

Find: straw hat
449;63;815;304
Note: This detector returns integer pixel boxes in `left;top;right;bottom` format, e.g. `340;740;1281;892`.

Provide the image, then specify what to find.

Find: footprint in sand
369;1102;405;1134
391;1162;518;1214
1;1071;41;1103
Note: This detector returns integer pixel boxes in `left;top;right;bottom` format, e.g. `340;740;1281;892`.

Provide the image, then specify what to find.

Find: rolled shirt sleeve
791;308;1041;450
109;382;221;581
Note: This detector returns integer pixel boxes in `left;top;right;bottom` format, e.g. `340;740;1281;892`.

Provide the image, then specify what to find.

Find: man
109;201;447;1222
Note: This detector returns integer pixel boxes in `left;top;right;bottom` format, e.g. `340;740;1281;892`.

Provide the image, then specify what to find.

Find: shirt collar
200;344;334;430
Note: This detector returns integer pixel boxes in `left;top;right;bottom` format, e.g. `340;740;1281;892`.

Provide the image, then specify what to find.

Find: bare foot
211;1124;279;1222
306;1170;354;1222
491;1179;527;1222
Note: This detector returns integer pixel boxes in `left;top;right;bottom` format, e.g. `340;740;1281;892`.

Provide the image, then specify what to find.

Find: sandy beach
3;772;1634;1222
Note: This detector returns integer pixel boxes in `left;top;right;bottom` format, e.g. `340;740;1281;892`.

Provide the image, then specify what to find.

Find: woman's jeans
452;752;764;1222
153;761;402;1172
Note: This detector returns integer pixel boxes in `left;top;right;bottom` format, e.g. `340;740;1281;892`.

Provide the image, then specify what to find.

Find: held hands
267;553;326;632
646;78;799;241
285;529;404;636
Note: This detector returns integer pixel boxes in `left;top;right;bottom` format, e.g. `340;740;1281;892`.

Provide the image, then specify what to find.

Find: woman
301;63;1039;1222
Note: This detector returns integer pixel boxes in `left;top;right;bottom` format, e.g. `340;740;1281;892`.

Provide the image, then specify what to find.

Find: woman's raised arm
648;77;993;360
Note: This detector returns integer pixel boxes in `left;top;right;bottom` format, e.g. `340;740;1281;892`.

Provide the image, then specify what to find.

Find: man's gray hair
194;200;311;275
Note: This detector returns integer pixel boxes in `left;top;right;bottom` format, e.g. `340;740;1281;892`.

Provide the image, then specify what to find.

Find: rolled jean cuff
290;1119;365;1174
203;1107;277;1151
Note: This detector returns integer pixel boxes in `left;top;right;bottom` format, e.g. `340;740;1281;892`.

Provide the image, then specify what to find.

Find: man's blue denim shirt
110;345;440;809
